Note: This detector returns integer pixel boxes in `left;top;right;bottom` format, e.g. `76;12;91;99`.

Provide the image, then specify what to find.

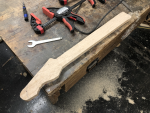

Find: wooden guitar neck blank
20;12;131;101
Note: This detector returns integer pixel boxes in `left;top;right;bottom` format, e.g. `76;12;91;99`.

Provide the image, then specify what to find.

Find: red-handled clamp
30;13;44;34
30;0;86;34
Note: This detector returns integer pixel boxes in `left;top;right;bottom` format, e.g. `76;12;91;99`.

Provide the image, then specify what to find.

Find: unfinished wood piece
48;90;60;104
20;12;131;101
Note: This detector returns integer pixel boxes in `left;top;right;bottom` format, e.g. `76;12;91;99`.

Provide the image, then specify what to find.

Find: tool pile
23;0;132;47
30;0;86;34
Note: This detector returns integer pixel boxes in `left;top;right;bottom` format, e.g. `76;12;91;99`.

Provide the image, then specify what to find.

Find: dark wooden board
0;0;150;97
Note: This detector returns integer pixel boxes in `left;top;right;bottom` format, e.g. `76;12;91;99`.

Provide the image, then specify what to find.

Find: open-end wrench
28;37;62;48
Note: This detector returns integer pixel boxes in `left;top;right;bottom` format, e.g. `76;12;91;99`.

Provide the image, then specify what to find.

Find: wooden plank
20;12;131;101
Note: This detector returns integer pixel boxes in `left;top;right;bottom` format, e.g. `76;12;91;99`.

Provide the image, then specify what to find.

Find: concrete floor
1;28;150;113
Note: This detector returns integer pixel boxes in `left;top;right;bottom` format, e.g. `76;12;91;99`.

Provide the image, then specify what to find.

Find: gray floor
1;28;150;113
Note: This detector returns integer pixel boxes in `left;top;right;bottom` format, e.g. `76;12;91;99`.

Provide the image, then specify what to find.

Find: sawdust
126;97;135;104
58;58;125;111
23;72;27;77
102;94;110;101
140;110;143;113
76;108;82;113
142;97;146;100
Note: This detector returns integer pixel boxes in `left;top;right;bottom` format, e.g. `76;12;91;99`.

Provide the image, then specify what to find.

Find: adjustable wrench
28;37;62;48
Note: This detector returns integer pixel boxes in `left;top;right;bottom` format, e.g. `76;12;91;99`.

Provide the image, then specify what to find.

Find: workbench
0;0;150;104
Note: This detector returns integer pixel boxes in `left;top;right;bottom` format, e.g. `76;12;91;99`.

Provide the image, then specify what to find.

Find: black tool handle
62;16;74;33
70;0;86;10
99;0;106;4
23;4;28;21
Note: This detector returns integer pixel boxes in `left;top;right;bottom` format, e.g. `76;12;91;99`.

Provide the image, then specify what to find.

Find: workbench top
0;0;150;96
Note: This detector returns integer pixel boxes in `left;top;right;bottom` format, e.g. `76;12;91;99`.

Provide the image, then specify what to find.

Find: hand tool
59;0;68;5
98;0;106;4
120;0;133;12
88;0;96;8
23;2;28;21
30;0;85;34
59;0;96;8
20;12;131;101
27;37;62;47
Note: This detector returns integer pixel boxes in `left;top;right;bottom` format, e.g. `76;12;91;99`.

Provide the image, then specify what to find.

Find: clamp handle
88;0;96;8
62;16;74;33
69;12;85;24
